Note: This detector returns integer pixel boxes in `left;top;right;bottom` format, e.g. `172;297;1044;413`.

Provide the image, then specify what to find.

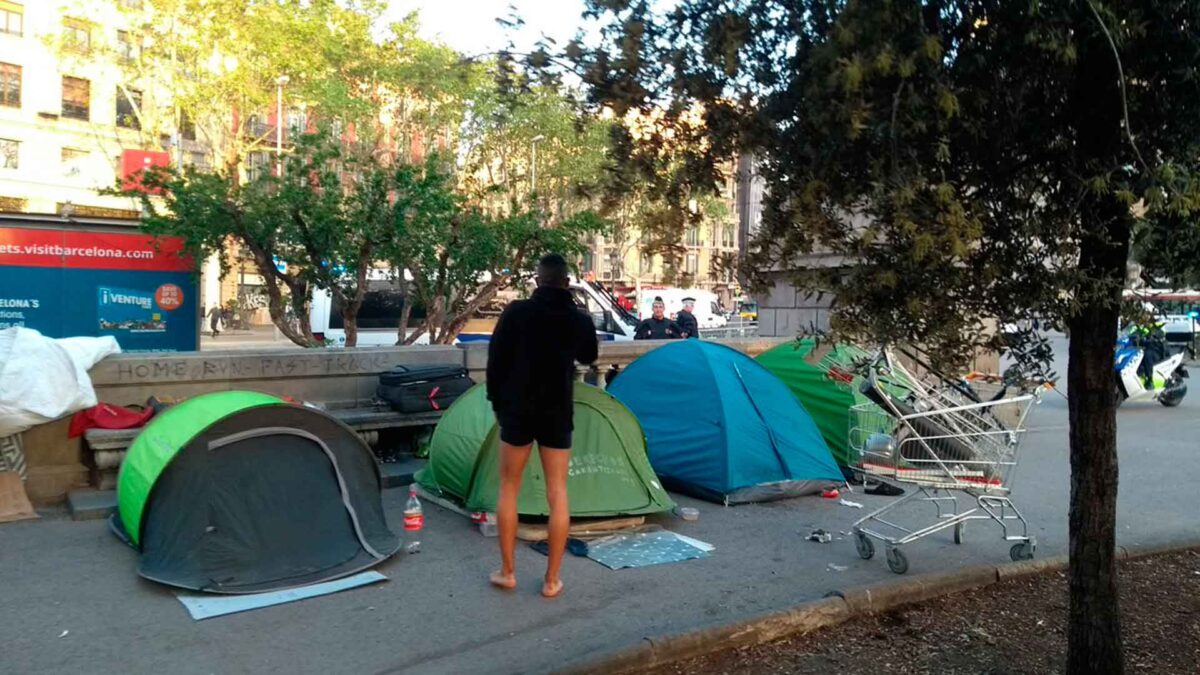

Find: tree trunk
1066;198;1130;675
1064;10;1134;672
396;301;414;346
343;314;358;348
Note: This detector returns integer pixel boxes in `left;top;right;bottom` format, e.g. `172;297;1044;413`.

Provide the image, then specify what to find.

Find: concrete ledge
558;539;1200;675
67;489;117;521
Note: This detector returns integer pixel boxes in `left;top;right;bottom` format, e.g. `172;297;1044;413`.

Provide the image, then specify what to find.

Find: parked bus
1123;288;1200;356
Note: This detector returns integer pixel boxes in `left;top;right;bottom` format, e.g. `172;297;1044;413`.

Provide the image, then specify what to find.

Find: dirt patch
651;550;1200;674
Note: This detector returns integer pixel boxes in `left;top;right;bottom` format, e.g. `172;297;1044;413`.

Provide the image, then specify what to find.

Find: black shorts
497;413;572;449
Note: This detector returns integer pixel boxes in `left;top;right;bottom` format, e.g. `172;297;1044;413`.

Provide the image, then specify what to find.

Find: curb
558;540;1200;675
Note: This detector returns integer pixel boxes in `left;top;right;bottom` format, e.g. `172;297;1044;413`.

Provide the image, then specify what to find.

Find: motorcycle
1115;333;1189;407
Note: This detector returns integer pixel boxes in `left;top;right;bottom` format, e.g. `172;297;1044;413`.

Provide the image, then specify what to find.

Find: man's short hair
653;296;664;304
537;254;570;288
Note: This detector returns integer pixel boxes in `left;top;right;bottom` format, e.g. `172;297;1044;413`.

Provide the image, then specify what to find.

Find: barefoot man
486;254;599;598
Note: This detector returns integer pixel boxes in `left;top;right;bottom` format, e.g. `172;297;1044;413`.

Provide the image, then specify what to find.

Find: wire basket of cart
848;349;1043;574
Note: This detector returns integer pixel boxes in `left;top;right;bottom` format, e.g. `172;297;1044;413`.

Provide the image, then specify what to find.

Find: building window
61;147;88;176
247;114;270;138
686;226;700;247
0;2;21;37
639;251;654;275
0;138;18;169
116;87;141;129
685;253;699;276
116;30;137;63
179;111;196;141
246;150;271;183
0;62;18;108
62;76;90;120
185;151;210;172
581;250;595;276
63;18;91;54
286;108;305;137
722;224;735;248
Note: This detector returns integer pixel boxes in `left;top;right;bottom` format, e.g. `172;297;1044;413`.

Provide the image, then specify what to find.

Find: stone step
67;489;117;521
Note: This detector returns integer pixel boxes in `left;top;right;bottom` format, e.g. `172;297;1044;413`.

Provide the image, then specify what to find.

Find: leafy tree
115;164;323;347
387;189;606;345
571;1;1200;672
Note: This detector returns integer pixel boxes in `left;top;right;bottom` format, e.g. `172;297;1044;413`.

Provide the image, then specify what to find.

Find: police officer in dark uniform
634;297;684;340
676;296;700;339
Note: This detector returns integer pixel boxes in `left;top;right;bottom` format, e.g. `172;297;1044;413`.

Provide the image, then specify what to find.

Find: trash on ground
176;571;388;620
865;482;905;497
807;529;833;543
840;498;864;509
827;563;849;572
822;488;840;499
675;506;700;521
586;531;712;569
57;630;69;638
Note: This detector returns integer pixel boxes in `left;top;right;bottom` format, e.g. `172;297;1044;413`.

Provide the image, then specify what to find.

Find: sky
384;0;592;57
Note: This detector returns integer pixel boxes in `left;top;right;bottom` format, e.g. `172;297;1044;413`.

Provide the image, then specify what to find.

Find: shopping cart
848;349;1042;574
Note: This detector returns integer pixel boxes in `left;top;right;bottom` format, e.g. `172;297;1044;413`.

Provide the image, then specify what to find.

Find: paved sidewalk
2;341;1198;674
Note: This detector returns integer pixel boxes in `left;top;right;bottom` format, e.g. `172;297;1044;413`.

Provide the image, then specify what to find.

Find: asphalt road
2;335;1198;675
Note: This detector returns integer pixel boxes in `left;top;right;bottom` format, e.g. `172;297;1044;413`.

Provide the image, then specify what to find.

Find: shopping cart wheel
1009;541;1036;561
954;522;965;545
885;546;909;574
855;531;875;560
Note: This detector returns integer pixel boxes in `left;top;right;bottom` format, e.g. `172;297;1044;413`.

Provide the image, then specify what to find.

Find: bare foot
489;570;517;590
541;578;564;598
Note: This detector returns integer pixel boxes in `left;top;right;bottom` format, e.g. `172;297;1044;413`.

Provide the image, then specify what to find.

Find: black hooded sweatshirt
486;286;599;419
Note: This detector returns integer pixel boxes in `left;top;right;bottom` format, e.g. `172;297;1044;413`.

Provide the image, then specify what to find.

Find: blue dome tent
608;341;842;504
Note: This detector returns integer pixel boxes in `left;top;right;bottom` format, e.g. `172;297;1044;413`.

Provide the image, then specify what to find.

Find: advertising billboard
0;225;198;352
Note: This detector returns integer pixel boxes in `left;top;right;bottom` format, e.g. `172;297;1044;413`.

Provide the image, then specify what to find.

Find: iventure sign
0;226;198;351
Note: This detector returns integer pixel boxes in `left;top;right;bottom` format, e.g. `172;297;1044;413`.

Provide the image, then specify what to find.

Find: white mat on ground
176;571;388;620
586;531;713;569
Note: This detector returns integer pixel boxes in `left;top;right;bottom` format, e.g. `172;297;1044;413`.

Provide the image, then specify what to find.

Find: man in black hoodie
486;254;599;598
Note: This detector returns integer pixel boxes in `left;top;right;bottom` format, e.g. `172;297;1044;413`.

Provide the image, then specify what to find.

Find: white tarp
0;328;120;438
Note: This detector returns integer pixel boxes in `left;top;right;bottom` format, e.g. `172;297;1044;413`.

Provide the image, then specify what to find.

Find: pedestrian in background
486;254;599;598
634;297;684;340
676;296;700;339
207;305;222;338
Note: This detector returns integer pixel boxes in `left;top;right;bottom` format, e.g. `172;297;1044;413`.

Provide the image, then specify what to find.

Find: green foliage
574;0;1200;369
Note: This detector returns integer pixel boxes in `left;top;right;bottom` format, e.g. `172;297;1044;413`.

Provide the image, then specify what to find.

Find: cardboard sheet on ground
175;571;387;620
586;531;712;569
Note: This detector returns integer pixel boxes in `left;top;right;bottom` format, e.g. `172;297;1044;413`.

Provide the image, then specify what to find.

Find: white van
309;273;639;347
638;288;728;330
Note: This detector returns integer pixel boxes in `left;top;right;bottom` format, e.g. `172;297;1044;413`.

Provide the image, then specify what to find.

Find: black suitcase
376;365;473;413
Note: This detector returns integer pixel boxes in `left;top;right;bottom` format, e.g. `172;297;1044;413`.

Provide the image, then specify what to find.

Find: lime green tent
756;339;874;466
416;382;674;517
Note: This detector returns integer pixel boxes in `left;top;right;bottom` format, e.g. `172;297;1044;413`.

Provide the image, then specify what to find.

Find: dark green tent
113;391;399;594
416;382;674;517
756;339;873;466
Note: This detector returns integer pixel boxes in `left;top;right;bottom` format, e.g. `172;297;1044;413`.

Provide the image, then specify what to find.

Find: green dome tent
113;391;399;594
416;382;674;517
756;339;875;467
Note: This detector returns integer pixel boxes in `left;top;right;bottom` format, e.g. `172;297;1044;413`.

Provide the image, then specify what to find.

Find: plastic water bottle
478;512;498;537
403;485;423;554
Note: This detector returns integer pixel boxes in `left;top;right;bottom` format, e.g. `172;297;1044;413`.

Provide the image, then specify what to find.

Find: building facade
579;165;744;307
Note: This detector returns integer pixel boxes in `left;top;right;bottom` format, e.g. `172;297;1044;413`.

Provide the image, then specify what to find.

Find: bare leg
539;446;571;598
491;440;532;590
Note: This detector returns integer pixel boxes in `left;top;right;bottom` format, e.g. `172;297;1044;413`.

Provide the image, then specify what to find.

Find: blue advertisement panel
0;226;198;352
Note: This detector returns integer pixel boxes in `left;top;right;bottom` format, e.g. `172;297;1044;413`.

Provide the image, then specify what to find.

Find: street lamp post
530;134;545;194
275;75;290;176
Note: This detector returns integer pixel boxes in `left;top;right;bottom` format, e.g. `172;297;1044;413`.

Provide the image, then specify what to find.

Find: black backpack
376;365;473;413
